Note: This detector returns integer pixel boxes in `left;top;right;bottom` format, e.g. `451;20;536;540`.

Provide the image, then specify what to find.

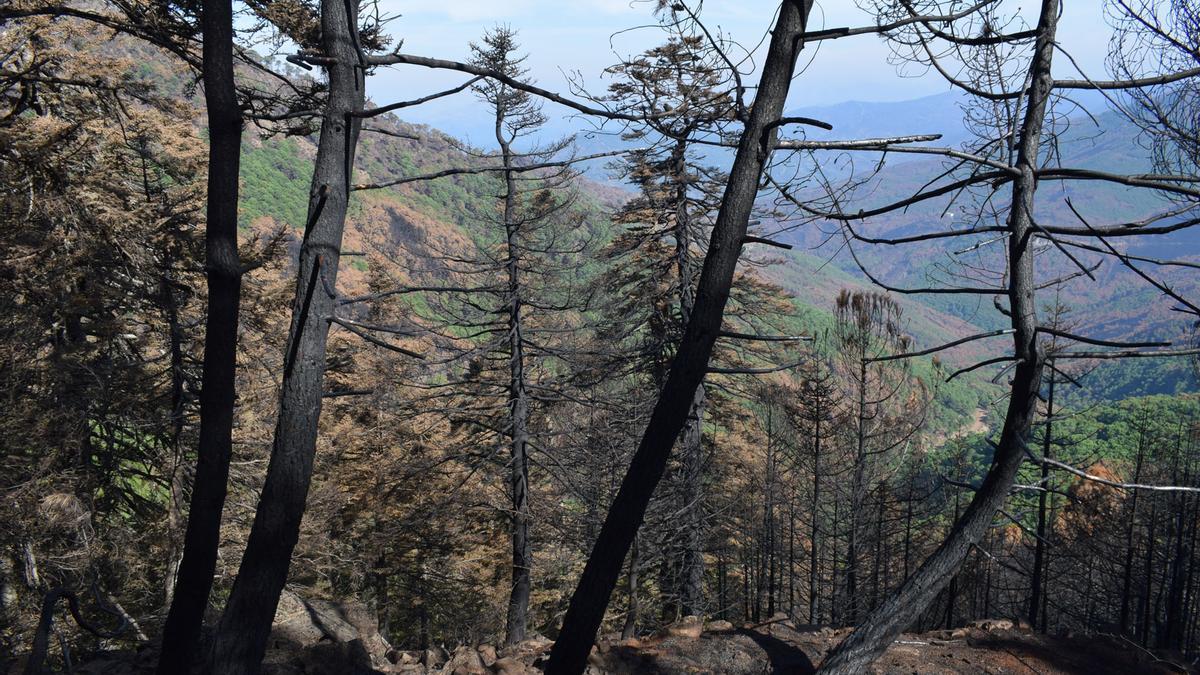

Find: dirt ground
591;619;1196;674
12;616;1196;674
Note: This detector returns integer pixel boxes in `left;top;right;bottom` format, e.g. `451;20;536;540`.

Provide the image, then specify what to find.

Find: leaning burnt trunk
544;3;814;672
207;0;365;669
817;1;1058;671
156;0;243;668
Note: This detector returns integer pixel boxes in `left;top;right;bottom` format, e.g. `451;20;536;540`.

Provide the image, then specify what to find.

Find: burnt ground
12;617;1196;674
590;621;1195;675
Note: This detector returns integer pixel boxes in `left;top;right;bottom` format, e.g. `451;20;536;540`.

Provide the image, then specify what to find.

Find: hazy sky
367;1;1116;142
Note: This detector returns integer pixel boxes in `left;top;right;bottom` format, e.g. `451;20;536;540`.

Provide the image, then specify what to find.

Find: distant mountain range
239;82;1195;404
562;89;1197;399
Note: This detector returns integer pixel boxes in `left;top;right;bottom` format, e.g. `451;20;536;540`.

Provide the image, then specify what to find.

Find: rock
382;666;426;675
446;645;487;674
71;650;142;675
301;641;380;675
388;650;419;665
968;618;1014;632
477;644;497;666
587;645;606;669
423;646;449;668
950;627;971;640
706;619;734;632
660;615;704;639
490;656;532;675
498;634;552;660
267;589;393;669
270;590;325;648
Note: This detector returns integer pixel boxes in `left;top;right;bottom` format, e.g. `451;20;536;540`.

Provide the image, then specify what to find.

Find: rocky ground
10;592;1195;674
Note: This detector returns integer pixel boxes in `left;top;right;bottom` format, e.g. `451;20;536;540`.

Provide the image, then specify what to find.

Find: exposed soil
15;616;1195;674
591;619;1194;675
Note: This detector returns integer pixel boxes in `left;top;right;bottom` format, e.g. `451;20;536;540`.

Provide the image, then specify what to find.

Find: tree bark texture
208;0;364;669
156;0;243;668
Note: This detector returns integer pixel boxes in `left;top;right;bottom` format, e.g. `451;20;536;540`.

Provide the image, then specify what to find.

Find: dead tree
467;25;547;646
207;0;369;668
831;289;924;624
155;0;243;668
601;30;739;620
784;1;1200;670
543;2;818;671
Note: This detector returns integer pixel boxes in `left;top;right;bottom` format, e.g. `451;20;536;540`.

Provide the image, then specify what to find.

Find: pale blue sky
367;1;1114;143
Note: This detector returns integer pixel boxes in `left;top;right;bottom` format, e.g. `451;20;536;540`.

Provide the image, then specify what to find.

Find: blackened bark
678;386;706;616
156;0;243;668
1141;500;1158;645
160;257;187;609
544;4;813;672
1120;424;1147;634
1028;371;1055;629
621;535;640;639
499;116;533;648
674;139;707;618
846;358;868;623
817;2;1058;670
809;412;822;623
1164;454;1189;648
207;0;364;669
764;401;778;618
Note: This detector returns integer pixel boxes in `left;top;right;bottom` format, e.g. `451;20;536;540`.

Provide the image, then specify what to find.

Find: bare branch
352;148;637;191
1027;452;1200;494
718;330;812;343
945;356;1016;382
866;329;1015;363
1036;326;1170;349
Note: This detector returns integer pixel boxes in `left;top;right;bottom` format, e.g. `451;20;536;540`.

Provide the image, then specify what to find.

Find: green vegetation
239;138;312;229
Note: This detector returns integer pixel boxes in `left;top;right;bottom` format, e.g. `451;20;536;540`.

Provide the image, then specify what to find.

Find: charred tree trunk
1141;499;1158;645
1028;370;1055;630
1120;424;1147;635
674;139;707;618
499;109;533;648
208;0;365;669
1164;453;1189;649
846;358;868;624
788;493;796;618
818;2;1057;670
156;0;243;667
622;535;640;639
160;257;187;610
764;399;778;619
544;4;814;671
809;412;822;624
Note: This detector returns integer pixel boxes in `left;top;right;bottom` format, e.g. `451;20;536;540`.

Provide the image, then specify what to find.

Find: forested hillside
2;1;1200;674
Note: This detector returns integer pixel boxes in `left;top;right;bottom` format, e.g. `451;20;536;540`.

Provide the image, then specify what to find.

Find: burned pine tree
760;0;1200;670
468;25;547;646
600;32;736;621
545;2;822;670
831;289;926;624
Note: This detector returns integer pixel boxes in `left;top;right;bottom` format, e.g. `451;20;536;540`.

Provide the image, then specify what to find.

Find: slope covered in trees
2;1;1200;673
